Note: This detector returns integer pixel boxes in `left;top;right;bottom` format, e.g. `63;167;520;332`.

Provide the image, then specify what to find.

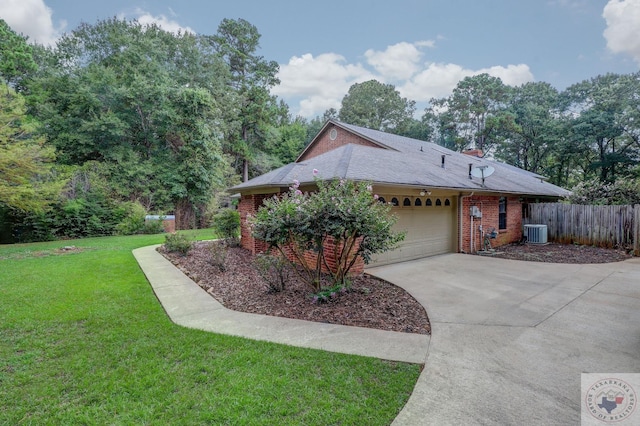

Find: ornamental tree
251;175;404;291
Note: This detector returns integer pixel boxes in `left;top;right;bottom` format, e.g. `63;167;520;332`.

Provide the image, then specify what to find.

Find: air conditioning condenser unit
524;224;547;244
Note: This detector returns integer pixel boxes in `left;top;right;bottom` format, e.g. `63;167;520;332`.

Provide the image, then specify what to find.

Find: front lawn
0;232;420;425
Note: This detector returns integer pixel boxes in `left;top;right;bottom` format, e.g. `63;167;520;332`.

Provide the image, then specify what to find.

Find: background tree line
1;17;639;243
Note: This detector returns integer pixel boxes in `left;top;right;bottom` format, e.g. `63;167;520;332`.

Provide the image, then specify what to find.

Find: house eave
232;178;567;199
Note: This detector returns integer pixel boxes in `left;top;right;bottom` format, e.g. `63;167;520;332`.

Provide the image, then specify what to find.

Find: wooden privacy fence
526;203;640;255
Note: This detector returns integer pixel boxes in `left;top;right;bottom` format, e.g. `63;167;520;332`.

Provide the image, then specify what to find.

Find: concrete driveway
367;254;640;425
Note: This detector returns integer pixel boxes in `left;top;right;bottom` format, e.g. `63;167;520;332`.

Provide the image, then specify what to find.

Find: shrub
310;283;349;304
251;176;404;291
254;253;291;293
212;208;240;245
53;196;115;238
567;178;640;205
163;233;192;256
208;240;228;272
141;219;165;234
116;202;166;235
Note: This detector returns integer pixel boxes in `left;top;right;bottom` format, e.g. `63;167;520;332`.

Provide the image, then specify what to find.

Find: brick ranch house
232;119;570;271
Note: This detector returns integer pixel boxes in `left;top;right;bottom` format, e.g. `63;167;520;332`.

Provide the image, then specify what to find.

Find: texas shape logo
585;378;637;423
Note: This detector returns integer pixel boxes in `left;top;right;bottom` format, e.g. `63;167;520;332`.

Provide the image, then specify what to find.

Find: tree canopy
210;18;281;181
428;73;510;153
0;89;59;213
0;19;37;91
338;80;416;134
2;14;640;241
27;18;230;228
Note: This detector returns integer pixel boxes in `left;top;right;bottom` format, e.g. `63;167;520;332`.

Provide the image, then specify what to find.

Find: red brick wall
460;195;523;253
238;193;270;254
238;192;365;275
279;236;365;276
298;124;381;161
244;192;525;259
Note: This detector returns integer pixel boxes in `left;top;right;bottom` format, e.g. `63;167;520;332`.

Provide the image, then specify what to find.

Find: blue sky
2;0;639;118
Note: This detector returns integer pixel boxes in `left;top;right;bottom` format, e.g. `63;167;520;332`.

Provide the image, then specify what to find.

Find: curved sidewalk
132;245;430;364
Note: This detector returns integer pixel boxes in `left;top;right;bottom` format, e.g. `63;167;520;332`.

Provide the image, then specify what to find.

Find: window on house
415;198;422;206
499;197;507;230
391;197;399;206
426;198;432;206
444;199;451;206
378;196;386;204
403;197;411;206
435;198;442;206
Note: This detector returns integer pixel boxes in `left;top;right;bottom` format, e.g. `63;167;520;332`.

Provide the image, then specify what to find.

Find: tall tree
427;73;509;153
27;18;230;227
338;80;415;133
0;19;37;92
401;118;433;142
210;18;280;181
560;73;639;184
495;82;563;175
265;117;308;165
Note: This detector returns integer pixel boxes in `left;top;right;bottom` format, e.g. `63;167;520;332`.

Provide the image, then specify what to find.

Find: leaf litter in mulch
492;242;632;264
159;241;431;335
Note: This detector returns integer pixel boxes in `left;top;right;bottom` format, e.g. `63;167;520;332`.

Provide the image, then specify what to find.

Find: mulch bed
159;242;431;335
159;240;634;336
492;242;632;264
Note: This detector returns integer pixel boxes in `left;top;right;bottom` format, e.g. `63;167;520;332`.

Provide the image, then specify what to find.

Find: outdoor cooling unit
524;224;548;244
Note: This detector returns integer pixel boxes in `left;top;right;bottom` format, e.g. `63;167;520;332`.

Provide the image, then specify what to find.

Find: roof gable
296;119;394;162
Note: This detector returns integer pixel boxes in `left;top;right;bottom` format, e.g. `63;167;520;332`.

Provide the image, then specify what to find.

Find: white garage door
371;196;456;266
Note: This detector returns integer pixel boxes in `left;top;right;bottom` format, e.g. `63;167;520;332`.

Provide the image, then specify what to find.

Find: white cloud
603;0;640;63
400;63;534;102
131;8;194;34
274;41;535;118
273;53;376;117
364;41;434;80
477;64;535;86
0;0;65;46
399;63;471;100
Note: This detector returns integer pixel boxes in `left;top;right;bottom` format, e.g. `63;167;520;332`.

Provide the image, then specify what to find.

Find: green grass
0;232;420;425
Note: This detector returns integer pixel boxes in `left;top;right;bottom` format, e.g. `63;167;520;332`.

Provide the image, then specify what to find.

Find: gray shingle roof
232;121;570;198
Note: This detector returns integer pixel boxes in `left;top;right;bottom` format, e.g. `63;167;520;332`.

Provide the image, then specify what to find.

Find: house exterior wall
238;192;366;275
242;191;526;263
239;193;270;255
460;195;523;253
298;124;380;161
279;236;365;276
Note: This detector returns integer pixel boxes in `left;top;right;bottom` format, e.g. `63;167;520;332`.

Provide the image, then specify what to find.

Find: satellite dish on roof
470;165;495;186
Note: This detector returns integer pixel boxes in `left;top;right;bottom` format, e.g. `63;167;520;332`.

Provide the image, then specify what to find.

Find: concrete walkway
132;245;430;364
367;254;640;426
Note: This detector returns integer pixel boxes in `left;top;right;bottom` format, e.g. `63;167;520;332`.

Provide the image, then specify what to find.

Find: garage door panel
372;200;456;266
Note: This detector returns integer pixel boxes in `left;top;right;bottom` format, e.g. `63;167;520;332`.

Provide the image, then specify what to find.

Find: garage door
371;196;456;266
